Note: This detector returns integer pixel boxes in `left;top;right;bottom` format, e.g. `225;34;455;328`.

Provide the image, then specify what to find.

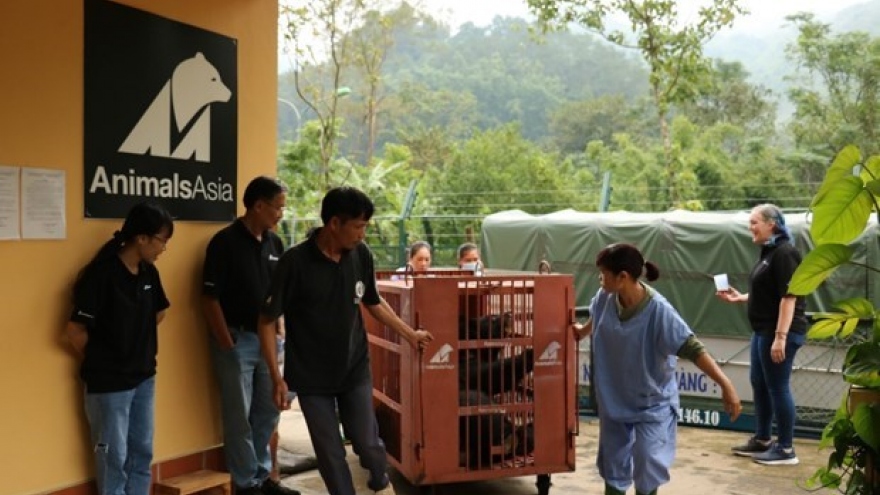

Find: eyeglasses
152;235;170;246
261;200;286;211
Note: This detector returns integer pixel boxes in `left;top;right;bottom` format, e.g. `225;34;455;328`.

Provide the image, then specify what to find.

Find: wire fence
416;181;820;212
279;179;821;268
278;214;485;270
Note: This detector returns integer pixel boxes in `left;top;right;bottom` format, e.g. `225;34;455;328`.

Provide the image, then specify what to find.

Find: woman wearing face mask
716;204;808;466
65;201;174;495
575;243;741;495
457;242;483;274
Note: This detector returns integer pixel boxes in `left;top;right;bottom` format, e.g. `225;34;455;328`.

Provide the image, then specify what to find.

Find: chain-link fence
278;213;485;270
791;336;853;427
575;328;855;438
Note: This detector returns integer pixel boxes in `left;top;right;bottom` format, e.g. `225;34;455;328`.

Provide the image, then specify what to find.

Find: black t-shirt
202;219;284;331
747;239;808;334
70;256;170;393
260;230;381;394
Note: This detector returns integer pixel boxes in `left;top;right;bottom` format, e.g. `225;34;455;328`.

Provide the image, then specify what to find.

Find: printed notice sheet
0;166;20;240
22;168;66;240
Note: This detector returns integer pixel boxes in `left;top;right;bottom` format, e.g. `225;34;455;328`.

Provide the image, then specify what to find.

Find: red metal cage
365;271;577;494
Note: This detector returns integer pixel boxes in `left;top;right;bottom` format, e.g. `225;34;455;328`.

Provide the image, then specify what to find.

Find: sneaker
753;442;799;466
731;436;771;457
260;478;301;495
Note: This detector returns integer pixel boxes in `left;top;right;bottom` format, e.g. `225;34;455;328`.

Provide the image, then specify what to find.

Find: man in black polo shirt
257;186;433;495
202;176;299;495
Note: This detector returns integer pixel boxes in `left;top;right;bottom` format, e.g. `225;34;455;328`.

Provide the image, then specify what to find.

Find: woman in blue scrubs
575;243;742;495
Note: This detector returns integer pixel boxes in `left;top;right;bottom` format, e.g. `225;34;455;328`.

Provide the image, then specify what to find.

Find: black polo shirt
70;256;170;393
260;230;381;395
747;239;808;334
203;219;284;331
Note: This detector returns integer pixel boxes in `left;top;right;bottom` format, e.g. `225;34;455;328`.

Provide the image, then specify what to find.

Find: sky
418;0;530;28
417;0;867;33
278;0;869;71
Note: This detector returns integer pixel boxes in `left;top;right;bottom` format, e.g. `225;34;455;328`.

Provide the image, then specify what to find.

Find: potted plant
789;145;880;494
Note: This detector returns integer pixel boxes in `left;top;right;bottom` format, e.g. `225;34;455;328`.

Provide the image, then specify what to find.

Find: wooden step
154;469;231;495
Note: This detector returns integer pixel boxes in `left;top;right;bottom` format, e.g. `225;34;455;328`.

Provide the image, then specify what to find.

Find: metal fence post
599;171;612;212
398;179;419;266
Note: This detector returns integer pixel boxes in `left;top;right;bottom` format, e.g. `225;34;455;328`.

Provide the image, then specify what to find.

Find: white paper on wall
0;166;21;240
21;167;66;240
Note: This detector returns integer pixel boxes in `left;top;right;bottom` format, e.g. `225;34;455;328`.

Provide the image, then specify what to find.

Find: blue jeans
83;376;155;495
751;331;804;448
210;329;279;489
298;380;389;495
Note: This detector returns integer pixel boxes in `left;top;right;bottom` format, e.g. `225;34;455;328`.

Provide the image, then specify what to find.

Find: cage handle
414;311;426;461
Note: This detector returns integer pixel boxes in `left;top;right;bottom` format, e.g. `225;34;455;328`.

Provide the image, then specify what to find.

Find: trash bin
365;271;577;494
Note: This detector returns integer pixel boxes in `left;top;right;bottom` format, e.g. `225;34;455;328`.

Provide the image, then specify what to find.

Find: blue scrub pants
597;409;677;494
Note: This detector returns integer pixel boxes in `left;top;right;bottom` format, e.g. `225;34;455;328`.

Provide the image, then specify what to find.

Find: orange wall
0;1;278;494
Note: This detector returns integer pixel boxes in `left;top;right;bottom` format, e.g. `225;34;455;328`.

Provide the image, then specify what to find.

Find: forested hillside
705;0;880;115
277;0;880;260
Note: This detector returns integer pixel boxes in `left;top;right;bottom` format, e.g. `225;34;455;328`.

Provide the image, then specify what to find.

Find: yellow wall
0;1;278;494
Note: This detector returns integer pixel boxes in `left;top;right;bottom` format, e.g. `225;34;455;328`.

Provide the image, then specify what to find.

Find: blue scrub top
590;287;693;422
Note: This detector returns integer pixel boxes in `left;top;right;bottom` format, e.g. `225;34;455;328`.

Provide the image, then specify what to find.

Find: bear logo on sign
118;52;231;162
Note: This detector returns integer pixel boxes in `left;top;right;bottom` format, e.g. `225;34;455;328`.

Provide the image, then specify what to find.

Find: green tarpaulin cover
481;209;879;337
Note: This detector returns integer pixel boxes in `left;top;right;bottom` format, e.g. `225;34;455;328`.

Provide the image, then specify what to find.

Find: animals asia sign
84;0;237;221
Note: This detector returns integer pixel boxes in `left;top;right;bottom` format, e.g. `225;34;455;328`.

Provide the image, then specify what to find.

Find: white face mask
461;261;483;274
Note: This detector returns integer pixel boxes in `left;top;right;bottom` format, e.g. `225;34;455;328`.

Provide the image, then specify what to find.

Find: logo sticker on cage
426;343;455;370
535;340;562;367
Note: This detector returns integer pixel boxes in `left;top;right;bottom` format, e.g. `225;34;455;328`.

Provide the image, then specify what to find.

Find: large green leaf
851;402;880;453
789;244;854;295
832;144;862;172
833;298;876;318
807;316;848;340
843;343;880;388
810;176;873;245
813;145;861;202
839;317;860;339
861;155;880;182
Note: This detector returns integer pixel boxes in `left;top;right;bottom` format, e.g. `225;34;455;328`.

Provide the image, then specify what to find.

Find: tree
784;13;880;167
348;8;394;167
392;82;479;170
673;117;801;210
584;134;667;211
421;124;594;217
277;120;417;256
281;0;367;190
347;3;436;166
276;120;336;220
527;0;747;206
677;59;776;133
549;94;655;154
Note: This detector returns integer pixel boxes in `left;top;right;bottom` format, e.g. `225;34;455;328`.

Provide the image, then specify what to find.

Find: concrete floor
275;404;837;495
